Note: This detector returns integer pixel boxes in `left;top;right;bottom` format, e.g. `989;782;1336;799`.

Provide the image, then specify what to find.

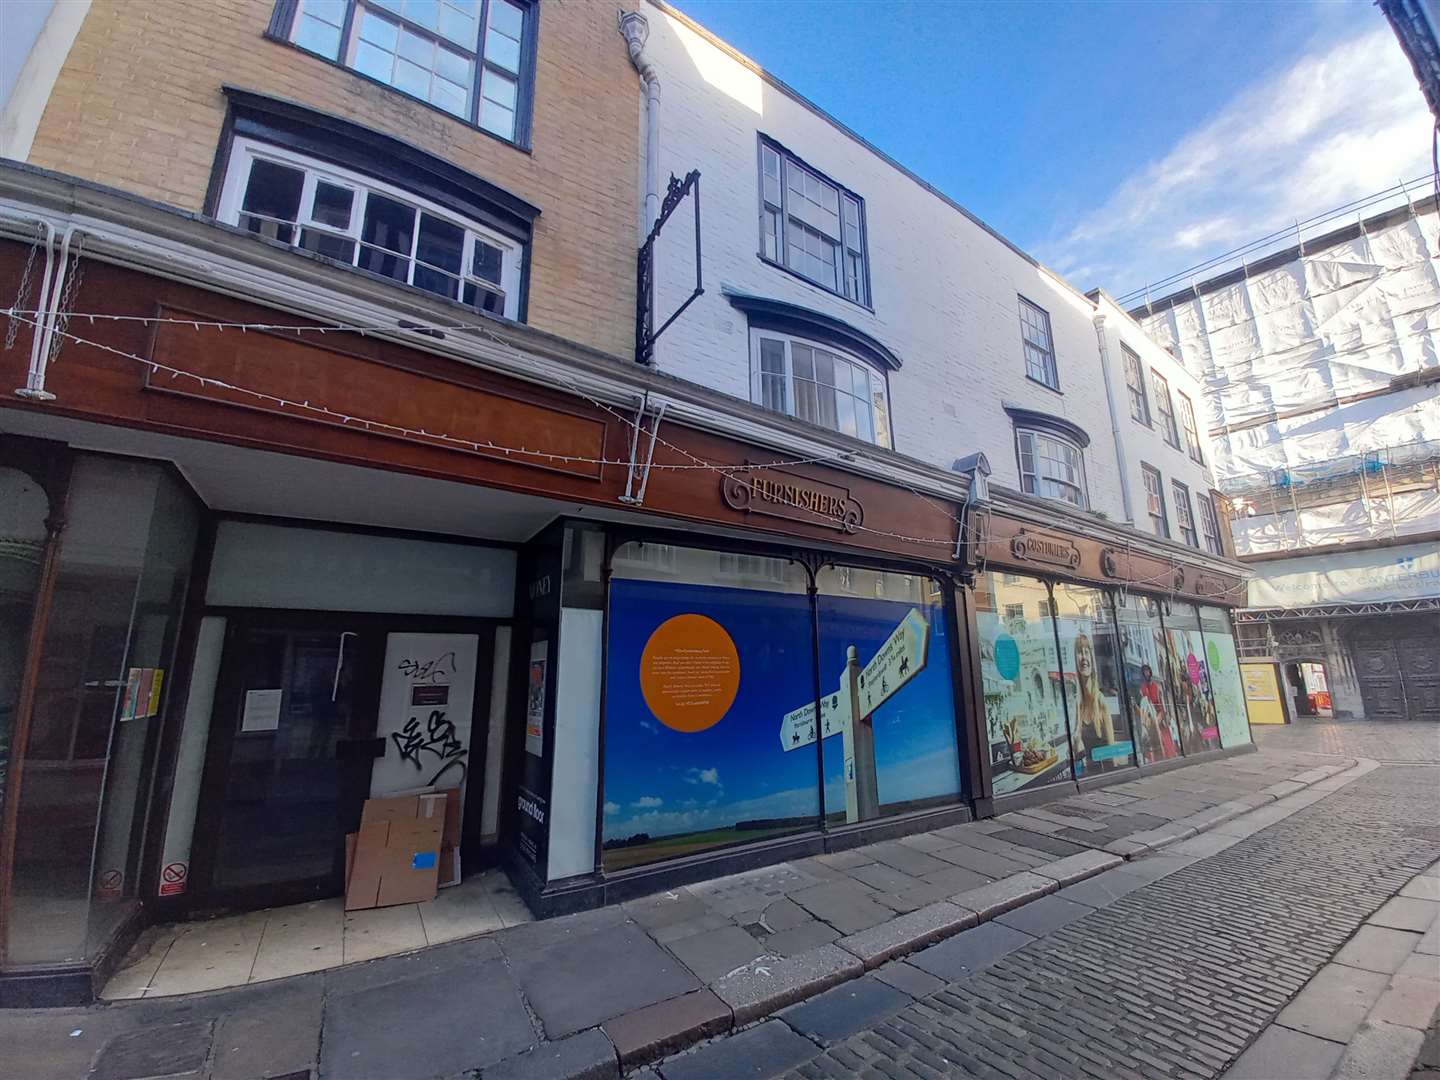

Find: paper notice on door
241;688;283;732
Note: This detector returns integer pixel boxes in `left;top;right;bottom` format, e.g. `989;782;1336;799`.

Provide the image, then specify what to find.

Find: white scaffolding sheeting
1138;203;1440;557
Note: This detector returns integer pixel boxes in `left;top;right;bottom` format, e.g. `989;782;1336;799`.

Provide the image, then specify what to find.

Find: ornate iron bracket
636;169;702;365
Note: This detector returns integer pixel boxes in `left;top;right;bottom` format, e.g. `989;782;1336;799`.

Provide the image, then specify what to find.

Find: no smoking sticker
158;861;188;896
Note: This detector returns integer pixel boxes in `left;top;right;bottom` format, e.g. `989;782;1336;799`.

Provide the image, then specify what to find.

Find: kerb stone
836;901;977;969
710;944;862;1025
1029;850;1122;888
951;871;1054;920
601;990;732;1068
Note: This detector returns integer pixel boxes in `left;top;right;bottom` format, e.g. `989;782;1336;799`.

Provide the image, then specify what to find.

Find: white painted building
631;1;1225;558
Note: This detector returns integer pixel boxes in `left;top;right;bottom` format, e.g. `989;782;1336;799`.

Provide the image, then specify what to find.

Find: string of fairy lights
1;253;1252;604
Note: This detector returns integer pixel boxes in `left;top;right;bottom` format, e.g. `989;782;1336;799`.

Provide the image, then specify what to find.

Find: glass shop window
1198;605;1252;749
1113;593;1183;765
975;571;1073;795
814;567;961;825
602;542;818;871
1050;583;1136;778
1161;602;1221;755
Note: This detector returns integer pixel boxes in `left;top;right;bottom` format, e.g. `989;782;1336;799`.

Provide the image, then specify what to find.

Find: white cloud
1042;27;1433;298
604;801;620;815
631;795;663;809
685;767;721;785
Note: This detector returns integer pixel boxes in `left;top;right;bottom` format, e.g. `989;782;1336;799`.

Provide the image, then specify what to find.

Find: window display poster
603;577;819;871
526;641;547;758
1161;614;1221;755
977;573;1073;795
1114;596;1182;765
815;578;962;822
1199;606;1252;748
1053;587;1135;777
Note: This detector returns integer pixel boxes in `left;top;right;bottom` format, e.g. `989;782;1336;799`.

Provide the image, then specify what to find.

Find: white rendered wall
1095;294;1221;533
642;6;1127;521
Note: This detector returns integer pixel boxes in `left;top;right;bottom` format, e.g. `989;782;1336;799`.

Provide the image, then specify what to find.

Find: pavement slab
209;979;323;1080
872;959;947;999
480;1028;617;1080
508;922;699;1038
779;974;910;1046
1336;926;1427;975
89;1020;213;1080
664;925;766;982
987;828;1093;858
320;956;535;1078
1226;1024;1347;1079
656;1019;817;1080
1332;1020;1427;1080
788;879;895;934
759;920;840;957
993;893;1092;937
907;921;1035;982
1273;962;1390;1044
1369;896;1440;934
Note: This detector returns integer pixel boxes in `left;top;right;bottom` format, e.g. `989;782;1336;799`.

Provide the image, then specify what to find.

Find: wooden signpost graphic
779;608;930;822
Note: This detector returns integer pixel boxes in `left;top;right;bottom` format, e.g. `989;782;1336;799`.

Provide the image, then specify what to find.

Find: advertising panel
1114;594;1182;765
1198;606;1252;747
1052;584;1135;777
815;567;962;823
976;572;1073;795
1163;604;1221;755
603;549;819;871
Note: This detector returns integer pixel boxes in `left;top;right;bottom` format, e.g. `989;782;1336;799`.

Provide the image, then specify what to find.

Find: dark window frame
267;0;540;151
1018;295;1060;391
756;134;873;310
1177;391;1205;464
1141;462;1169;539
1150;369;1181;449
208;88;540;321
1121;343;1150;425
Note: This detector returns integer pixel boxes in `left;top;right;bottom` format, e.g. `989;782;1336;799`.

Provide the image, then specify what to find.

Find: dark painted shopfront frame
505;517;984;917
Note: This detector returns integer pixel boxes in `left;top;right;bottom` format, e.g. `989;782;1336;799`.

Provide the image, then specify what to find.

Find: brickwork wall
26;0;640;358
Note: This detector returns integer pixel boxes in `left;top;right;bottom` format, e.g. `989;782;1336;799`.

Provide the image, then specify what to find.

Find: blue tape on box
412;851;438;870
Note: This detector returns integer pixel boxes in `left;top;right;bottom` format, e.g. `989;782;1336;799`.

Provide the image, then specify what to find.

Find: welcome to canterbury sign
721;464;864;534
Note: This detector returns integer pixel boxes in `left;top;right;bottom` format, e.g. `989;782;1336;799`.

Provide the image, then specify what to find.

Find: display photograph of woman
1114;593;1183;764
1164;603;1222;755
1052;584;1135;777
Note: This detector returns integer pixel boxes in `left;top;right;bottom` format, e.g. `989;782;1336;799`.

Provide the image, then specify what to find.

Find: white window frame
1178;392;1205;464
1141;463;1169;539
217;137;524;320
1172;480;1199;547
1015;427;1088;509
1151;369;1181;449
748;328;892;448
1199;492;1224;555
1018;296;1058;390
1122;344;1150;425
758;138;869;307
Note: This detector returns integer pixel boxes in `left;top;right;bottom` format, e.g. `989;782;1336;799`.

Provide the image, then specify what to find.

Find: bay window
1016;428;1088;508
751;331;891;447
219;138;524;319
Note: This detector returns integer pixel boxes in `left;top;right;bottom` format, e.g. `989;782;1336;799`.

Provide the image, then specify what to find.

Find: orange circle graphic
639;613;741;733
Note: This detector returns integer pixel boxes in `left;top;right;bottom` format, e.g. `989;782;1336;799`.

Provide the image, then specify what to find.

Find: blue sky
674;0;1432;297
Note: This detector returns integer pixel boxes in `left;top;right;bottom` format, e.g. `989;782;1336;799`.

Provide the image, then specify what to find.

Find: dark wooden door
1352;637;1408;721
1396;627;1440;723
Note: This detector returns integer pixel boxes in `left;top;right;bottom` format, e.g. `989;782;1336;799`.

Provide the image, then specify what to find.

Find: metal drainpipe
1093;313;1135;525
15;221;68;402
618;10;660;233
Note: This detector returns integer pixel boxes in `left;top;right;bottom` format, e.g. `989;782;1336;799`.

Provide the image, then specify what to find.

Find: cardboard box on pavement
345;791;447;910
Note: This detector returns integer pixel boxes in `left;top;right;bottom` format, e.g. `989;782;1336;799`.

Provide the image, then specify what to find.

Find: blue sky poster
602;577;820;869
817;589;963;819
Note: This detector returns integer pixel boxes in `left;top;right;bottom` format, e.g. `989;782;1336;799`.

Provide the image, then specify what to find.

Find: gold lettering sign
721;465;863;533
1008;529;1081;570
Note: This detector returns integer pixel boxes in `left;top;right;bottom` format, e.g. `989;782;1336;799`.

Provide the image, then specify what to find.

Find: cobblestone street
652;722;1440;1080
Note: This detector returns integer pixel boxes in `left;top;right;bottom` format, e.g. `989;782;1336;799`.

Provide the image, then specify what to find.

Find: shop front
970;506;1254;812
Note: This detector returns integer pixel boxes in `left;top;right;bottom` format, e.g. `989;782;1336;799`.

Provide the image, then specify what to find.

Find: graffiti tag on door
391;649;467;786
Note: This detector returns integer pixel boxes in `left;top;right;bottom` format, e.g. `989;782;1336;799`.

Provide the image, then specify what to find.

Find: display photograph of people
1114;593;1183;765
1198;605;1253;748
1164;604;1222;755
1053;584;1135;777
977;572;1073;794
